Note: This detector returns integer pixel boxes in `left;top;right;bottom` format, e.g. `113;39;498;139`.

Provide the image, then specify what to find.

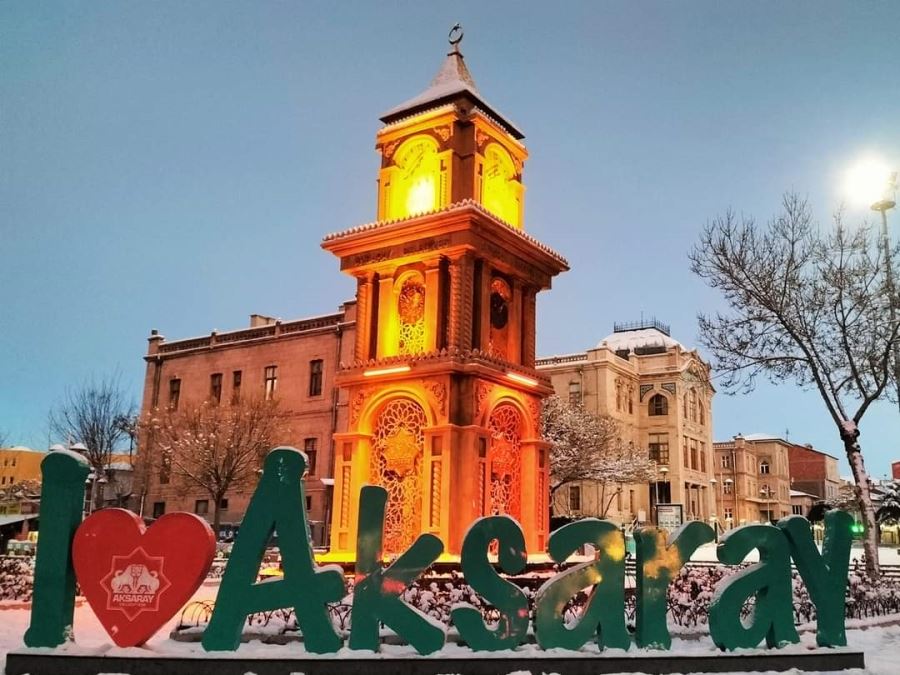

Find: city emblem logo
101;547;171;620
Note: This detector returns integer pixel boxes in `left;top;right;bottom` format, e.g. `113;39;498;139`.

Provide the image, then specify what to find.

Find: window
724;507;733;520
683;393;689;419
168;378;181;409
568;380;582;406
724;482;733;494
760;459;770;475
303;438;318;475
569;484;582;511
219;498;229;511
699;403;705;425
648;394;668;416
232;370;242;404
210;373;223;404
648;433;669;465
720;454;732;469
683;436;689;468
700;443;707;472
690;438;698;470
792;504;803;515
195;499;209;515
265;365;278;400
689;389;698;422
306;495;312;511
159;451;171;485
152;501;166;519
309;359;323;397
398;275;427;355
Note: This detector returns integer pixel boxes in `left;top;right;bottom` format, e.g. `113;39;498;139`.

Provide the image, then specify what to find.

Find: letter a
203;448;345;653
534;519;630;651
709;524;798;650
635;521;715;649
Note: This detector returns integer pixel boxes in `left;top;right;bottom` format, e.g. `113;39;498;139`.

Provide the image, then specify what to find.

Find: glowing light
506;371;538;387
406;176;436;216
363;365;411;377
843;156;894;208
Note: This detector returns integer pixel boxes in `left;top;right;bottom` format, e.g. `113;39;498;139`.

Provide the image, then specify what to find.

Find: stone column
522;287;537;368
376;275;396;358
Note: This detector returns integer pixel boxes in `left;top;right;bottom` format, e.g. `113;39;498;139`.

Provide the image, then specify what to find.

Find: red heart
73;508;215;647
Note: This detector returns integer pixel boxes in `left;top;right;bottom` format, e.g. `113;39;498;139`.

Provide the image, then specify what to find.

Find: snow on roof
597;328;682;353
741;433;782;441
790;489;820;499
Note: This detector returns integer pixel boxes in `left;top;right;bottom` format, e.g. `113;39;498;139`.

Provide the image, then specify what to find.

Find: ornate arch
390;135;441;218
370;397;428;554
395;271;426;355
487;403;523;520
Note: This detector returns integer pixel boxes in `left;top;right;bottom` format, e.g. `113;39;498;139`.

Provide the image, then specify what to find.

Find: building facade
537;320;716;529
712;434;792;526
788;442;841;504
0;447;46;488
136;304;356;544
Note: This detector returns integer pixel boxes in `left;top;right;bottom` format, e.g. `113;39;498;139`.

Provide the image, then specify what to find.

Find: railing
613;318;671;336
535;353;588;367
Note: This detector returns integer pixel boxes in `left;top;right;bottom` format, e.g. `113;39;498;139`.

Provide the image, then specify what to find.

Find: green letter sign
778;511;852;646
25;450;89;648
203;448;345;653
534;519;630;651
452;516;529;651
634;522;715;649
349;485;445;655
709;525;799;650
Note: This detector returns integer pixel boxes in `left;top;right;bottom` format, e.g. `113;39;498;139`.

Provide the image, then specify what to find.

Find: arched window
397;275;426;355
689;389;698;422
371;398;427;553
488;277;511;359
648;394;668;416
759;459;770;475
488;404;522;520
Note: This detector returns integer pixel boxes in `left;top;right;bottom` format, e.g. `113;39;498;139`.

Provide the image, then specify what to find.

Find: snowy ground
688;542;900;566
0;581;898;675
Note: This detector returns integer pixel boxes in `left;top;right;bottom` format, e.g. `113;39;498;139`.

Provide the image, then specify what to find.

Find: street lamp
659;466;669;504
710;477;719;531
872;172;900;413
760;485;774;523
846;158;899;412
724;478;734;527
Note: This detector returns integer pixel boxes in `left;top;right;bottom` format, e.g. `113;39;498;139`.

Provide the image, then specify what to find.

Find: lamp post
710;477;719;532
872;172;900;412
760;485;773;523
724;478;734;528
659;465;669;507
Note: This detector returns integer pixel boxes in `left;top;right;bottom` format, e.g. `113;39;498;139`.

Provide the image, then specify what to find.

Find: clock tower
323;28;568;559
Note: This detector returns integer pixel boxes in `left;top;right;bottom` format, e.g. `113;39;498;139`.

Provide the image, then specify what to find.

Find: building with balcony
712;434;792;526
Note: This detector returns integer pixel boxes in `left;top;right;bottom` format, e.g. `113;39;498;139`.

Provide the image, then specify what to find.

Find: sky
1;1;899;476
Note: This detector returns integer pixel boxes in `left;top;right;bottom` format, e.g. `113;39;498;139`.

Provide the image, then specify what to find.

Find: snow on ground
1;580;899;674
688;543;900;566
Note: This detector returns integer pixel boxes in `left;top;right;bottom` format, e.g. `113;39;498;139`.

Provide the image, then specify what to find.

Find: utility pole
872;172;899;413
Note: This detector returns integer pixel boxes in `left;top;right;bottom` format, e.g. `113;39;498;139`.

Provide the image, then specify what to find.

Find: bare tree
689;193;899;575
542;396;656;518
143;397;285;536
49;374;136;506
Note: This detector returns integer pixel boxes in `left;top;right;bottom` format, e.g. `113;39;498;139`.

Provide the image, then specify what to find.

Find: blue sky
2;1;898;476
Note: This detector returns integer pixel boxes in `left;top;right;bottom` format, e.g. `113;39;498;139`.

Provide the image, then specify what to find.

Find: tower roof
380;26;524;139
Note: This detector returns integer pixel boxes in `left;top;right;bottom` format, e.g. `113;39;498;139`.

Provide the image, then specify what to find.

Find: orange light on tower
363;365;412;377
506;371;538;387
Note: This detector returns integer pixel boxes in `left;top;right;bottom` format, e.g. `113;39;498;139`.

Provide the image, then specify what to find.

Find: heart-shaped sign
73;508;215;647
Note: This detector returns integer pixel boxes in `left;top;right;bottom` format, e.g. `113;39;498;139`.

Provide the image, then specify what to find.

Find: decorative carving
662;382;677;396
639;384;654;401
434;126;451;142
476;381;494;416
429;460;442;528
384;139;400;159
371;398;427;554
526;397;541;434
398;277;426;355
422;379;447;416
350;388;374;424
488;404;522;520
475;128;490;149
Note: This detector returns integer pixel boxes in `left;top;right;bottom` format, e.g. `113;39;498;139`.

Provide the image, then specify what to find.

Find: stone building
136;304;356;544
712;434;792;526
536;320;716;529
787;442;841;504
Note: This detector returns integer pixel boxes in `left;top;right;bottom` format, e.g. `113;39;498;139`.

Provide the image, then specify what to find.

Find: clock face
490;290;509;329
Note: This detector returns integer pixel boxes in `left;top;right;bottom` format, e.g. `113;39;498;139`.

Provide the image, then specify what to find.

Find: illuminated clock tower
323;27;568;559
